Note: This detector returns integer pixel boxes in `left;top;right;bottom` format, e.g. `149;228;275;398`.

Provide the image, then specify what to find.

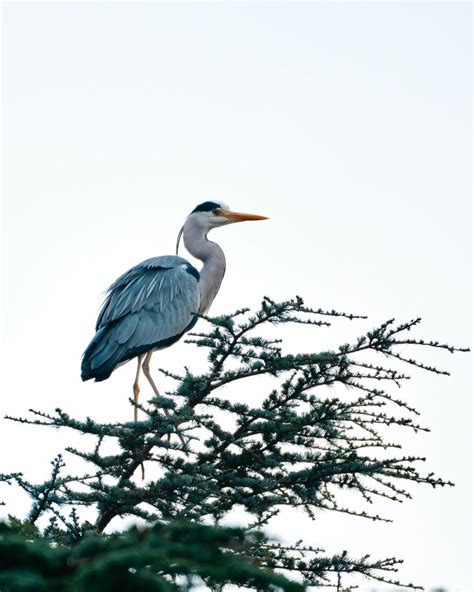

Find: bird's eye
212;209;220;216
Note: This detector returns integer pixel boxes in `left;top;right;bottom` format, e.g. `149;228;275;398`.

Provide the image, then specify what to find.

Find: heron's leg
142;351;186;447
142;351;160;398
133;355;146;480
133;355;144;422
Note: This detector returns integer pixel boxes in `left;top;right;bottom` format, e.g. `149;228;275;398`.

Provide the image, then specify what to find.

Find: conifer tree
1;297;468;590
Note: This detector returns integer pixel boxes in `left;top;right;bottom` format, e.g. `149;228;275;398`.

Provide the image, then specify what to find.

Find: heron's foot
162;407;189;448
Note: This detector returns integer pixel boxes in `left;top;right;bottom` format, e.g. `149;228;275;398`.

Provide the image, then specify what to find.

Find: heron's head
190;200;268;228
176;201;268;253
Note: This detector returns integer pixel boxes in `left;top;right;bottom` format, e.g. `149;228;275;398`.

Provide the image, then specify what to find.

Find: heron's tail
81;326;121;382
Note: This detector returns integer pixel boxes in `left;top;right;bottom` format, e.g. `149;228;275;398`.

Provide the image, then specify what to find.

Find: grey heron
81;201;268;420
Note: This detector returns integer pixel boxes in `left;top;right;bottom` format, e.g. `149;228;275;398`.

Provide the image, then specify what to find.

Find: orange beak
220;209;269;222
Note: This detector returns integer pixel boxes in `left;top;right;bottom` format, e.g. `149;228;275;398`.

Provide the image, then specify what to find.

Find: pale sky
1;2;472;590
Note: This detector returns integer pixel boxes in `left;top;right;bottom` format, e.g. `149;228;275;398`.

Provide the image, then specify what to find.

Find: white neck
182;217;226;314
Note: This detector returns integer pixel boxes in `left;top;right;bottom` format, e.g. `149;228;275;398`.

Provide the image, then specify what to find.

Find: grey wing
81;257;200;381
96;256;198;330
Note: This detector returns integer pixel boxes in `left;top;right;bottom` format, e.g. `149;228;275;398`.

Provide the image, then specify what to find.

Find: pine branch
2;296;468;591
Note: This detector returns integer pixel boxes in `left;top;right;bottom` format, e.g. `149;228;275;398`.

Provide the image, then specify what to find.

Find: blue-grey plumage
81;256;200;382
81;201;268;422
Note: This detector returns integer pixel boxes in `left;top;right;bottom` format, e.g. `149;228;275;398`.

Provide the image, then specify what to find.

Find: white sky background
1;2;471;590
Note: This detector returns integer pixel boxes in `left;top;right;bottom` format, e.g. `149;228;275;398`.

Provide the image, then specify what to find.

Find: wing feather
115;313;139;345
82;256;200;381
96;256;198;329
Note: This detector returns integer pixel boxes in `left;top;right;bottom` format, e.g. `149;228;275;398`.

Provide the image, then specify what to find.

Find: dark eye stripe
191;201;222;214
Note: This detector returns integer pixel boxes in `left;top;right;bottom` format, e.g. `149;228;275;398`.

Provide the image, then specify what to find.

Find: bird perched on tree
81;201;268;419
